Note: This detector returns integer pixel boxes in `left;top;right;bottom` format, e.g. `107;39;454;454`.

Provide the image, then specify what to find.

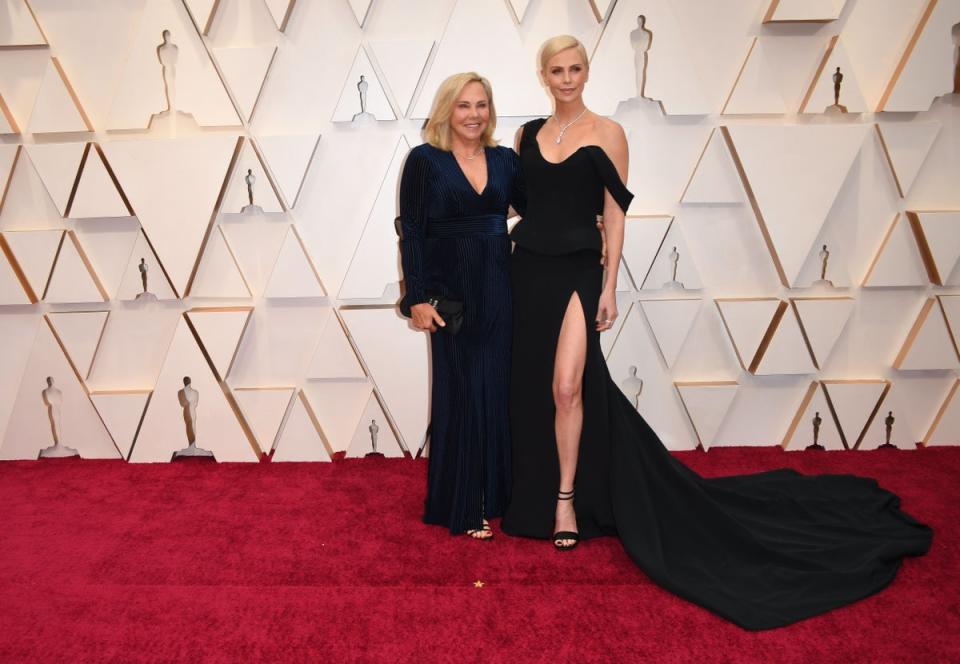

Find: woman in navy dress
399;72;523;539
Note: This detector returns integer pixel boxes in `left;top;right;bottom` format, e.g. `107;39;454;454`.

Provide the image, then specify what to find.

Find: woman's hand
597;216;607;266
411;302;445;332
596;290;618;332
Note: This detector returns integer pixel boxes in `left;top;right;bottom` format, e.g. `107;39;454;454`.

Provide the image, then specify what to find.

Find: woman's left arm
597;123;629;332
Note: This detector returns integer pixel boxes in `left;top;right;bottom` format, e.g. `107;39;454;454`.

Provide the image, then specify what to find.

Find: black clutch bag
399;293;464;335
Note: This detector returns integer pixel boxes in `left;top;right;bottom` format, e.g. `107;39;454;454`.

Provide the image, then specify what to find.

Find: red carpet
0;447;957;663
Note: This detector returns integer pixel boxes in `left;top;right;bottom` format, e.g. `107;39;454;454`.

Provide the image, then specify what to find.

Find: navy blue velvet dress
399;143;523;534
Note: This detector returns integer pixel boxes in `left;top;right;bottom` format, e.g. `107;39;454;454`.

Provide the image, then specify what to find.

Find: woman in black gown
502;35;932;630
399;73;522;539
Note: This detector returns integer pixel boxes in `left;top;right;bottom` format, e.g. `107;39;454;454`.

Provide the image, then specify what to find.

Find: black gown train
502;118;932;630
399;143;523;534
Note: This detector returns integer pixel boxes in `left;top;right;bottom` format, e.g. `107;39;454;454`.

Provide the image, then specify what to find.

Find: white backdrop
1;0;960;462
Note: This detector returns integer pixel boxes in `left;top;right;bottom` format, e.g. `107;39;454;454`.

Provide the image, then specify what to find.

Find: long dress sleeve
398;147;430;306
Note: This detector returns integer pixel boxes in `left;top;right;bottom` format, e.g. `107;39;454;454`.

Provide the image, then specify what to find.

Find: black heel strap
558;489;575;500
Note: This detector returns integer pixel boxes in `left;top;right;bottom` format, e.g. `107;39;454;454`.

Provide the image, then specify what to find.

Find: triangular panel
0;321;119;460
103;135;238;297
130;317;258;462
302;379;372;454
675;382;738;449
23;142;86;216
368;40;434;117
714;298;782;372
862;213;929;287
264;225;326;298
638;299;700;368
89;390;151;458
724;124;869;286
790;297;855;369
221;138;284;214
44;231;107;303
188;227;251;299
306;310;366;379
233;387;295;455
68;144;131;219
46;311;109;381
681;128;743;204
822;380;889;449
272;390;333;461
184;307;253;382
255;133;320;209
339;136;409;299
875;122;941;197
620;216;671;290
340;307;429;451
331;46;395;122
27;58;91;133
346;394;403;458
211;45;276;122
893;298;960;370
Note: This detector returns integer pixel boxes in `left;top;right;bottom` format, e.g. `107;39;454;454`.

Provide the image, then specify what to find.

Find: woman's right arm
399;148;445;332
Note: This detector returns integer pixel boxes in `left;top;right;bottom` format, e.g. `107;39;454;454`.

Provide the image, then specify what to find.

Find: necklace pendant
555;134;562;145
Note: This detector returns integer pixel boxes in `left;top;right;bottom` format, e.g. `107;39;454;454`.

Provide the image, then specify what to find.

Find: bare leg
553;292;588;547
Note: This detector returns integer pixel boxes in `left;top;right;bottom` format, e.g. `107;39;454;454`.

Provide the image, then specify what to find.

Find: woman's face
449;81;490;144
543;47;589;103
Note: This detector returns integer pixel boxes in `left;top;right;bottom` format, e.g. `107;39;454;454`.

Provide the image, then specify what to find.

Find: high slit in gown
501;118;932;630
399;142;523;534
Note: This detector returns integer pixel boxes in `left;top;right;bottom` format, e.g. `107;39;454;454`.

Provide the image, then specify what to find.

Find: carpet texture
0;447;957;663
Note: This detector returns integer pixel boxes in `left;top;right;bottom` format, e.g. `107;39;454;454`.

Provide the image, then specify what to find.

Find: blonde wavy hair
423;72;498;151
538;34;589;72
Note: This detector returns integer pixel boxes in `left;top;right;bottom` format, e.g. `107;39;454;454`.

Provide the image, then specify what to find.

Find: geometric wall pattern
1;0;959;462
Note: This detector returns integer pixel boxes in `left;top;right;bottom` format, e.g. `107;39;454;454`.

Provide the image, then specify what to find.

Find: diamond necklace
553;107;587;144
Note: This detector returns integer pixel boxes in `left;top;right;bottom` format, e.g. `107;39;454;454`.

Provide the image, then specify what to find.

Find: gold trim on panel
905;210;941;285
714;298;780;371
762;0;782;22
921;378;959;446
892;298;936;368
63;142;91;217
0;145;23;215
819;380;891;450
184;306;254;382
749;299;788;374
93;143;135;215
50;56;93;132
798;35;838;114
0;232;38;303
780;380;818;448
788;297;856;370
874;124;905;198
720;37;757;115
876;0;938;111
65;230;109;301
0;92;20;133
720;126;788;286
39;229;67;301
246;135;287;211
184;135;244;297
296;389;337;459
861;213;902;286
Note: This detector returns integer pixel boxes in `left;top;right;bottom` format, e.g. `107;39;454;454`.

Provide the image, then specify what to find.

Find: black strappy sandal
553;489;580;551
466;518;494;541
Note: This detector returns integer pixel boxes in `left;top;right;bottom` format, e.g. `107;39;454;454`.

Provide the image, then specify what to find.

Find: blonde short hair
539;35;589;71
423;72;498;151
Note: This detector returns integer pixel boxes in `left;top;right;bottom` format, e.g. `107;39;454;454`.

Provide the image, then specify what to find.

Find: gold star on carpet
473;580;485;588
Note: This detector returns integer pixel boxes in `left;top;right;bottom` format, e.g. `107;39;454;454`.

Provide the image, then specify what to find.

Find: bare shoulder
593;116;627;150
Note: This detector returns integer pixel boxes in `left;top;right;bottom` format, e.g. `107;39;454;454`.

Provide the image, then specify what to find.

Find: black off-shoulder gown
503;119;932;630
399;143;523;534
